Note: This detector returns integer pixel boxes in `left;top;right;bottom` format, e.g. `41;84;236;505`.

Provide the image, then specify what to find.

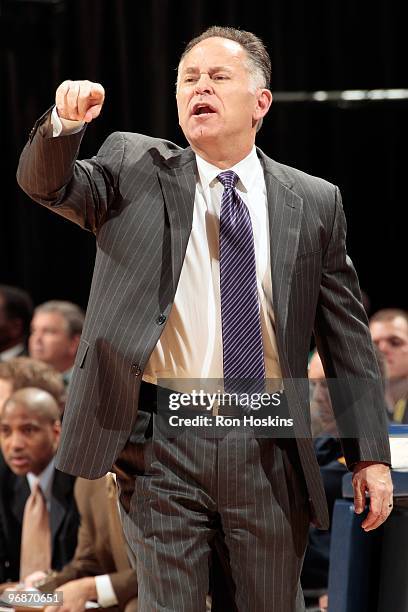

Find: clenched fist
55;80;105;123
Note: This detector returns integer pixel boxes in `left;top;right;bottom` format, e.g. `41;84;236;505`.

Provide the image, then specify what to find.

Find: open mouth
192;103;216;116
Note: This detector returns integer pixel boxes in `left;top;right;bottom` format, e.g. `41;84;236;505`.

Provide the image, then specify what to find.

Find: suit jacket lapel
259;151;303;370
50;470;69;543
12;476;30;524
157;147;197;294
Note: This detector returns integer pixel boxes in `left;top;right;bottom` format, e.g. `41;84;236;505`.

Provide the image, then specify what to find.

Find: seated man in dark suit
0;387;79;584
24;474;138;612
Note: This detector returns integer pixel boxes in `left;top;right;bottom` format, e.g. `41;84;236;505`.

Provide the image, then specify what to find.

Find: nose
194;73;214;95
377;340;391;355
9;431;25;451
30;331;42;346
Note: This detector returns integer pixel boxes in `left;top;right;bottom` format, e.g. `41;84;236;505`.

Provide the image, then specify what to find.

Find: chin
10;465;30;476
188;128;221;146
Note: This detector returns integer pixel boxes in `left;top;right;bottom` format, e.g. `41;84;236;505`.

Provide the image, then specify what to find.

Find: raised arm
16;80;124;233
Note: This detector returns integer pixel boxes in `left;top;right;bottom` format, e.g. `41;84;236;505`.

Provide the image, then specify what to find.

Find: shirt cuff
94;575;118;608
51;106;85;137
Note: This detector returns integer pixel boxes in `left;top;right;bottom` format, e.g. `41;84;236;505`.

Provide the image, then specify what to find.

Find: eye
22;426;36;435
183;76;197;83
213;74;228;81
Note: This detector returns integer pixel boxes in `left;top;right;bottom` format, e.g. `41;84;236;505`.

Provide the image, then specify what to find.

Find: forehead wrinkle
1;414;41;426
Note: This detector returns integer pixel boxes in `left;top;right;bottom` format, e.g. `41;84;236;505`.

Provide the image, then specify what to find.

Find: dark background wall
1;0;406;312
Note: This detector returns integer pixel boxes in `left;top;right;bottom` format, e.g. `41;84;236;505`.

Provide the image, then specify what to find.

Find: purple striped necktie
218;170;265;392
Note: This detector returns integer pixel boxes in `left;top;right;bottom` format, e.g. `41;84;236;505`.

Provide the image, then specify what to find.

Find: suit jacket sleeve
314;186;391;468
47;501;103;586
48;544;138;609
16;109;125;233
108;569;138;609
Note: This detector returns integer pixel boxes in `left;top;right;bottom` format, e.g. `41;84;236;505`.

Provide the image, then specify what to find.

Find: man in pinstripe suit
17;26;392;612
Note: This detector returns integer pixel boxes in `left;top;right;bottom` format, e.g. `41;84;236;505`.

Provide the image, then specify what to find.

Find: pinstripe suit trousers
115;411;308;612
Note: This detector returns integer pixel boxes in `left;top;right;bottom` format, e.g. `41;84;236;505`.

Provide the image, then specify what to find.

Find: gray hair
179;26;271;90
33;300;85;338
178;26;271;131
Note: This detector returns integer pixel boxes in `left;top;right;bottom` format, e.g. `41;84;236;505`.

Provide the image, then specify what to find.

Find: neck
53;358;74;374
387;377;408;404
190;137;255;169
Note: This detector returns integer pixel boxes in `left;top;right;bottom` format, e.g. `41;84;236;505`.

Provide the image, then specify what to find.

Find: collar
27;457;55;503
195;146;262;192
0;343;25;362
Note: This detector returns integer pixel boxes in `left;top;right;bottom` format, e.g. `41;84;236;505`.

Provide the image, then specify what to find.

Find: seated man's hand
44;577;97;612
24;571;47;588
352;461;393;531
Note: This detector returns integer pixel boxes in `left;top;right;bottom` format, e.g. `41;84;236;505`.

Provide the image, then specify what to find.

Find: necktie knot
217;170;239;190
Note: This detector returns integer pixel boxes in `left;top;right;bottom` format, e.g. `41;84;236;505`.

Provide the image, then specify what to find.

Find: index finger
361;490;383;530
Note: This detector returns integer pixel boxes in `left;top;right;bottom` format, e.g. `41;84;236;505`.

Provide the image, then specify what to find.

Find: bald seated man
0;388;79;584
0;357;65;414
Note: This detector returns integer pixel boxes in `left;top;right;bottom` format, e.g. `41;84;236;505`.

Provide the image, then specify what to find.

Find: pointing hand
55;80;105;123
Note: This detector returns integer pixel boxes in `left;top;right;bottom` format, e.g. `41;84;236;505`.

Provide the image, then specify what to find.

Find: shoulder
74;475;106;500
97;131;184;165
259;149;338;202
0;459;17;490
52;468;76;495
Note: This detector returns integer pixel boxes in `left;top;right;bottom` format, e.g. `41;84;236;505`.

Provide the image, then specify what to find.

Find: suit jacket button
156;314;166;325
131;363;142;376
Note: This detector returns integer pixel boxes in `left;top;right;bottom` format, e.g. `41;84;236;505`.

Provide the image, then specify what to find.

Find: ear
69;334;81;358
53;420;62;448
253;88;273;122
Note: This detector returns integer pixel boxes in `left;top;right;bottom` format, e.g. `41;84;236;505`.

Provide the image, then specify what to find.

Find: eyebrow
182;66;233;74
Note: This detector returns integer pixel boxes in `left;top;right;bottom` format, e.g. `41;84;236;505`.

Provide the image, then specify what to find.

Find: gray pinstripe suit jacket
17;110;391;530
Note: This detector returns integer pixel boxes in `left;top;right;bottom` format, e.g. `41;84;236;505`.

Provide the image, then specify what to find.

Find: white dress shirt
144;146;282;386
27;458;55;511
